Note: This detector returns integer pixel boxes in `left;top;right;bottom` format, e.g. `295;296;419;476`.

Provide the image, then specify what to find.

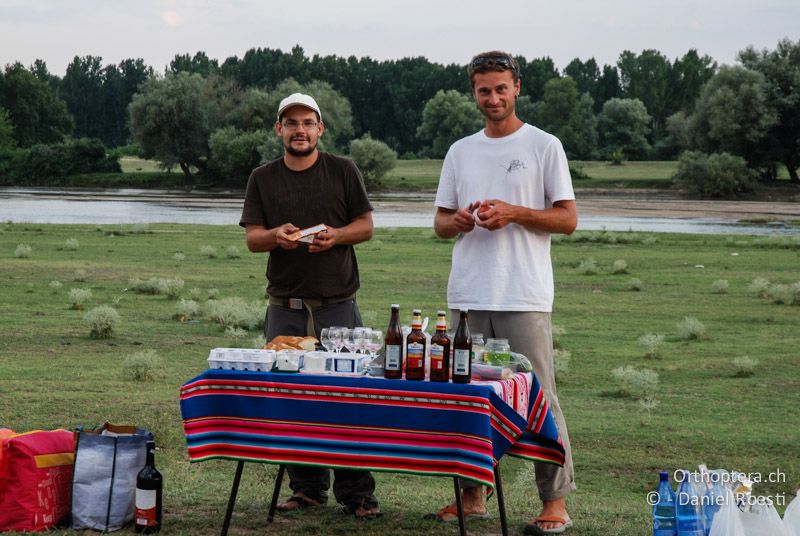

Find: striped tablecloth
180;370;565;489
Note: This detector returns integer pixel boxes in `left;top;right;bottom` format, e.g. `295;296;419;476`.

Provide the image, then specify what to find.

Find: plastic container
653;471;678;536
207;348;275;371
331;352;368;375
676;471;706;536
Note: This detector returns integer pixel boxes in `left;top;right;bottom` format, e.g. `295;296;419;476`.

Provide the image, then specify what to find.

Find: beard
284;136;317;157
479;101;515;122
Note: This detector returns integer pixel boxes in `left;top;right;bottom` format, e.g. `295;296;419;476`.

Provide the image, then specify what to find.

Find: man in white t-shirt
433;51;577;535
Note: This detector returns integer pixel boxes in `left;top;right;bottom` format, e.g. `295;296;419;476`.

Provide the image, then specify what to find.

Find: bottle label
385;345;401;370
407;343;424;369
430;344;444;369
135;488;157;526
453;349;470;375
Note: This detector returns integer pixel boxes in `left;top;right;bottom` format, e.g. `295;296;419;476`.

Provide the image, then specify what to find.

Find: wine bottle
135;440;162;534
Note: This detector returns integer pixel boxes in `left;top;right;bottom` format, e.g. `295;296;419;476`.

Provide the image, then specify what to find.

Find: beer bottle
429;311;450;382
384;304;403;379
405;309;426;380
452;309;472;384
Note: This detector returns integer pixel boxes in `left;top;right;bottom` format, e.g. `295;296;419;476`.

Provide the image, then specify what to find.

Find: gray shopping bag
71;423;153;532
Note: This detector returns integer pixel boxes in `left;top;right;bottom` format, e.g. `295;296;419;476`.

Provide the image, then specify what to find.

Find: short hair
468;51;521;86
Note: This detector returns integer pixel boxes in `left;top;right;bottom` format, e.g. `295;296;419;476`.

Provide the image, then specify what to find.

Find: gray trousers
450;309;576;501
265;299;378;509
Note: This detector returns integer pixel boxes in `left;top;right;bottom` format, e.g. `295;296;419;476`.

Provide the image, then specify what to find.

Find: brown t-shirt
239;152;373;299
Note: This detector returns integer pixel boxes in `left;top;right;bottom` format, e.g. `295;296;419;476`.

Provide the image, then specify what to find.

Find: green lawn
1;224;799;535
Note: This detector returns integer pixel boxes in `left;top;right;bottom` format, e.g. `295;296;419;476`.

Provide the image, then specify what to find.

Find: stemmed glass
352;327;368;355
328;326;345;353
365;329;383;363
342;328;358;354
319;328;332;354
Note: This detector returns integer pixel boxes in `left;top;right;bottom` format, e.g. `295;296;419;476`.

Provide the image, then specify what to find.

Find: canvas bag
71;423;152;532
0;428;75;532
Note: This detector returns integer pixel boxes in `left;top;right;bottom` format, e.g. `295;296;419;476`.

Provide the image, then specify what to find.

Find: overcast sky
2;0;798;76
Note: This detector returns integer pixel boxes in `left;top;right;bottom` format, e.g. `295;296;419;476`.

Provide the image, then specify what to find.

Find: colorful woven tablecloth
180;370;564;489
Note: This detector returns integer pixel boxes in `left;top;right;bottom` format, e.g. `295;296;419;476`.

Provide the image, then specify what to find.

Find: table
180;370;565;535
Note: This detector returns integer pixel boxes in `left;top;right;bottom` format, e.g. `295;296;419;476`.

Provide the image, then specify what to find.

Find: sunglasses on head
469;55;517;72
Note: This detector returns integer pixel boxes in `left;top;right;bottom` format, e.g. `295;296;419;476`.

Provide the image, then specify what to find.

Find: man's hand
308;226;339;253
454;201;481;233
275;223;301;250
475;199;518;231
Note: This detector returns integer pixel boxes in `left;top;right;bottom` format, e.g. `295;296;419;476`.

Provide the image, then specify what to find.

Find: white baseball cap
277;93;322;121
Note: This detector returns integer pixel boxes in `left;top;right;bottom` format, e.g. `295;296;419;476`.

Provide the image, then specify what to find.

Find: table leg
267;464;286;523
495;463;508;536
453;477;466;536
221;460;245;536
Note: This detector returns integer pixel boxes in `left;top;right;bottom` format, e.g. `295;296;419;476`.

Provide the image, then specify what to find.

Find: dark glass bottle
429;311;450;382
452;309;472;384
384;304;403;379
135;440;162;534
405;309;426;380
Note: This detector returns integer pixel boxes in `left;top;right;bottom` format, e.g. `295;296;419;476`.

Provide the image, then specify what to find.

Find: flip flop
524;515;573;534
275;494;322;511
428;503;491;523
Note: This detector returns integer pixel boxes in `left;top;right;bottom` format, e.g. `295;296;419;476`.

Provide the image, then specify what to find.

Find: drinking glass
328;326;345;353
365;329;383;361
352;327;368;354
319;327;332;354
342;328;357;354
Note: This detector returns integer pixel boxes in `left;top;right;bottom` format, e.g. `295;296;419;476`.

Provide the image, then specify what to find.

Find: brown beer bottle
405;309;426;380
384;304;403;379
452;309;472;384
429;311;450;382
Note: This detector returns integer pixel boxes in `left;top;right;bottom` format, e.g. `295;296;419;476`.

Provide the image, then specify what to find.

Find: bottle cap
391;303;399;308
659;471;669;480
437;310;446;316
412;309;421;314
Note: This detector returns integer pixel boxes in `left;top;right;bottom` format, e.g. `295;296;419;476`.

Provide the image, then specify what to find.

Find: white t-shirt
434;123;575;312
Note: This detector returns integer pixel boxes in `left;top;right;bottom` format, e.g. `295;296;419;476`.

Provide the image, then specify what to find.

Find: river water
1;187;799;236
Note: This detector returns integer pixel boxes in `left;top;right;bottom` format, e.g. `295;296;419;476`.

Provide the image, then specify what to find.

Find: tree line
1;40;799;191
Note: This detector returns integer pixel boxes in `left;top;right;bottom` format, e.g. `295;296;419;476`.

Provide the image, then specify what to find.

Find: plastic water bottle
653;471;678;536
676;471;705;536
702;471;725;535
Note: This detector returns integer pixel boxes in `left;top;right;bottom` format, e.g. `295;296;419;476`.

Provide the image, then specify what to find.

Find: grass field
2;224;799;535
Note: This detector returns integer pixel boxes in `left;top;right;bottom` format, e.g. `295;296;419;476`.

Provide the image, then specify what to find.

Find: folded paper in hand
287;224;326;244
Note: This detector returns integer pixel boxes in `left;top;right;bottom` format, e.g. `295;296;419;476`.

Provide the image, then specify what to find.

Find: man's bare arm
434;203;480;239
244;223;300;252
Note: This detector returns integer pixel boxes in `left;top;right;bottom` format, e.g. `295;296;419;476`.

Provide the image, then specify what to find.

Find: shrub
208;127;270;184
251;334;267;349
225;326;248;340
747;277;770;297
732;356;758;377
73;268;88;282
68;288;93;310
553;349;570;382
766;284;792;304
205;297;264;330
120;350;162;382
157;278;184;299
225;246;241;259
64;238;79;251
349;134;397;190
200;245;217;258
14;243;32;258
83;306;120;338
711;279;729;294
174;299;200;321
677;316;707;340
207;288;219;300
578;258;599;275
173;252;185;262
671;150;758;198
638;333;665;359
128;277;161;294
610;366;659;398
626;278;643;291
188;287;203;301
611;260;628;274
49;280;63;292
609;148;625;165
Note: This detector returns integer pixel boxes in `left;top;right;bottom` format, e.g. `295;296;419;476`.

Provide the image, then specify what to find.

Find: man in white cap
239;93;379;517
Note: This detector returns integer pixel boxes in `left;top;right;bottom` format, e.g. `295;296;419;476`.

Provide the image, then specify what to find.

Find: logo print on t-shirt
502;159;527;174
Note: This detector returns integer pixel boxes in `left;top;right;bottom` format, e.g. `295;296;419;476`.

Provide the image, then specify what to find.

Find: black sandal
276;494;322;511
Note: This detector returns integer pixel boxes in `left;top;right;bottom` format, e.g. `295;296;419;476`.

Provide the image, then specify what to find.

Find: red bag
0;429;75;532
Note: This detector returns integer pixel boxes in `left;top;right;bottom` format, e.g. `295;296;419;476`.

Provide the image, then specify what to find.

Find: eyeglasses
282;119;319;131
469;54;519;74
